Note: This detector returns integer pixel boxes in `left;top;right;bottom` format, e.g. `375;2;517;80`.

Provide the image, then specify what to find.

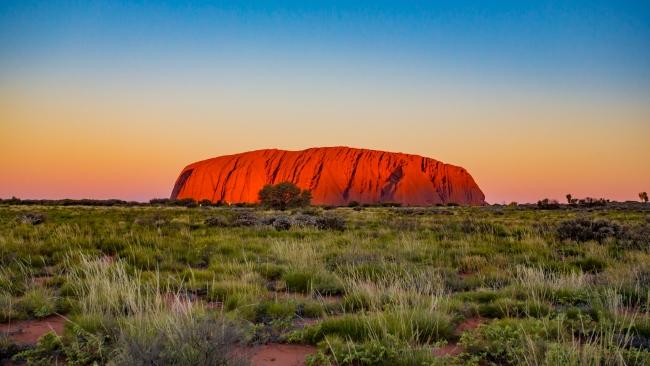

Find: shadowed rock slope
171;147;485;206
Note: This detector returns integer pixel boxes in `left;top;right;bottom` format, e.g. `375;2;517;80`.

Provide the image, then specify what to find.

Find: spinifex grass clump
50;255;248;365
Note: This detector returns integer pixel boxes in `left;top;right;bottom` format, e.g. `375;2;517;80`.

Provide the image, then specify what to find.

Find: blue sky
2;0;649;91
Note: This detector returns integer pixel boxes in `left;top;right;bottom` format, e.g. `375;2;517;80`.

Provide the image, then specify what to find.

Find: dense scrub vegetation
1;203;649;365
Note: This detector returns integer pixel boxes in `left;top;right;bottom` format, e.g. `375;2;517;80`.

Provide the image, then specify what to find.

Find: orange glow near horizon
1;80;648;204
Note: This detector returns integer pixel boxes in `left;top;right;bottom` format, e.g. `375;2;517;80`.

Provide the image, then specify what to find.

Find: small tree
259;182;311;210
566;194;572;204
640;192;649;203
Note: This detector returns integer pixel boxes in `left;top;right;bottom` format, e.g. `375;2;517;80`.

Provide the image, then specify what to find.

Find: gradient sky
1;1;649;203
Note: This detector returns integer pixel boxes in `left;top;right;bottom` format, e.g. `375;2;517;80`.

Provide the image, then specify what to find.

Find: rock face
171;147;485;206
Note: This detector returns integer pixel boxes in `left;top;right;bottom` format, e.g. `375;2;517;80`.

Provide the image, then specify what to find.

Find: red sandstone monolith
171;147;485;206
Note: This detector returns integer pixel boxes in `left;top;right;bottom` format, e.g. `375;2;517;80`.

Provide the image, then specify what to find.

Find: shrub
204;216;229;227
306;336;446;366
272;216;292;231
619;223;650;250
460;319;548;365
198;199;212;207
293;214;319;227
12;332;63;366
309;336;399;366
232;212;258;227
62;322;111;366
17;212;46;225
259;182;311;210
149;198;198;208
0;334;20;362
556;218;622;242
315;215;346;231
577;197;608;207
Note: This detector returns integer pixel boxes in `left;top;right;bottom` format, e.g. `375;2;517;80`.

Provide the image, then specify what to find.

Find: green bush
308;336;399;366
62;323;110;366
12;332;63;366
259;182;311;210
460;319;549;365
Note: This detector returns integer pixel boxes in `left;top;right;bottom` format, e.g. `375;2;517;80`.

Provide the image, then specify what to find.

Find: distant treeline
0;197;146;207
1;196;645;209
0;197;419;208
535;197;610;209
0;197;211;207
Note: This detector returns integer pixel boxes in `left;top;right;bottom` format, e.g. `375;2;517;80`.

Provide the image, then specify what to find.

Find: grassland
1;203;649;365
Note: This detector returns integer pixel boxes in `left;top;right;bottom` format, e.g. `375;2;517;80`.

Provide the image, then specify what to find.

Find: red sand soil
171;147;485;206
433;343;464;357
0;315;66;345
433;317;485;357
249;344;317;366
455;317;484;334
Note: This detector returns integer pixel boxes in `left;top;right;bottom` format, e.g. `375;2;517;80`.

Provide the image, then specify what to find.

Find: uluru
171;147;485;206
